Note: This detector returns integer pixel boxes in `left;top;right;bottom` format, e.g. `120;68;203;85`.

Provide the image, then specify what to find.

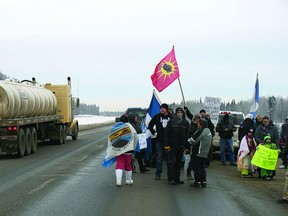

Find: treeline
169;96;288;123
75;103;122;116
2;72;288;121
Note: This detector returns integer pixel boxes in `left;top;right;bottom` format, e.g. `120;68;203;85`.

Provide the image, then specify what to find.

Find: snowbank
75;115;115;131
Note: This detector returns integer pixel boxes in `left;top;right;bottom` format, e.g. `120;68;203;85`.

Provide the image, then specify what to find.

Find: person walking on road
188;119;212;187
164;107;189;185
148;103;170;180
216;114;237;166
113;115;137;186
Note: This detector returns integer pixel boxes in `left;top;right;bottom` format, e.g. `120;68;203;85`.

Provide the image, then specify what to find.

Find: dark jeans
167;147;183;182
155;140;165;176
191;156;207;183
282;143;288;166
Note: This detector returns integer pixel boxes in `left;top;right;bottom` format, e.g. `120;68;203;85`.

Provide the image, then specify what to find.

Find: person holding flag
148;103;170;180
164;107;189;185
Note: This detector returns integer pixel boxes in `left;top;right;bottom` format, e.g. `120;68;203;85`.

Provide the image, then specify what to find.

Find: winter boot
201;171;207;187
115;169;123;187
125;171;133;185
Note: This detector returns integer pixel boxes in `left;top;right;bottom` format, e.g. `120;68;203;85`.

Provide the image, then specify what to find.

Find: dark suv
115;107;148;123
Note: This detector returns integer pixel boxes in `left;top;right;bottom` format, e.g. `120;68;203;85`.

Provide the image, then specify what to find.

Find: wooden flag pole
177;77;186;106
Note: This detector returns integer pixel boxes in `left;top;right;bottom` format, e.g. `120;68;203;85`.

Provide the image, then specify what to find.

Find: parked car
213;111;245;154
115;107;148;123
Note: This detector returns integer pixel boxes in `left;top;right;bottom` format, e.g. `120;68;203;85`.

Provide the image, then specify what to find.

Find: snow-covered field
74;115;115;130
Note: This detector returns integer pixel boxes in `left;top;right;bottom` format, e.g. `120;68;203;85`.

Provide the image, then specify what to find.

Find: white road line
28;178;55;195
78;155;88;161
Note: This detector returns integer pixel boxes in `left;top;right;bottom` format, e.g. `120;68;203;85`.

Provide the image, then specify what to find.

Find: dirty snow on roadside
75;115;115;125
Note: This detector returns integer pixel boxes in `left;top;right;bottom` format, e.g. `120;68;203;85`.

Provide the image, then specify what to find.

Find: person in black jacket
238;114;256;142
216;114;237;166
164;107;189;185
148;103;170;180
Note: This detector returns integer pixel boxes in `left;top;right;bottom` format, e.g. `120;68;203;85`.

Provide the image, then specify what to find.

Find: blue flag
250;74;259;119
142;91;161;160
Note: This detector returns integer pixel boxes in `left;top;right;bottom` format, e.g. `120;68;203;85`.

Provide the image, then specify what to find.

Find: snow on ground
74;115;116;130
75;115;115;125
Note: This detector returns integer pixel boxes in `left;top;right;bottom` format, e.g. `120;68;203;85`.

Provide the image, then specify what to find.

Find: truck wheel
17;129;25;158
57;125;64;145
30;127;37;154
72;127;78;140
25;128;32;156
63;125;67;144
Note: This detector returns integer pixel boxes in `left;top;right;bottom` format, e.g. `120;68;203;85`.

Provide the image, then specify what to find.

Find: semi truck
0;77;80;157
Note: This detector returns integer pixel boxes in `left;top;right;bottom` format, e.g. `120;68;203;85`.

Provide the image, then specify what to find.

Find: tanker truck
0;77;80;157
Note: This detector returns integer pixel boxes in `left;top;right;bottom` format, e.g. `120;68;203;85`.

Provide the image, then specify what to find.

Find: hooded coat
164;112;189;149
189;119;212;158
216;114;237;139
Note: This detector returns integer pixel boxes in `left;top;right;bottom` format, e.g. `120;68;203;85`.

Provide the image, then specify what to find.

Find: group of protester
107;104;288;204
236;114;288;203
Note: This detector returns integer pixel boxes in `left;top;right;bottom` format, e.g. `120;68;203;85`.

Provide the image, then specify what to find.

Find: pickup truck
115;107;148;123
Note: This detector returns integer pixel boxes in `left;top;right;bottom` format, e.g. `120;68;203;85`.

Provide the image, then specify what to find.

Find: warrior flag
151;47;180;92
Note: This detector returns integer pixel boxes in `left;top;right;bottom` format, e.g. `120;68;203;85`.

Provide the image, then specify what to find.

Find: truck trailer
0;77;79;157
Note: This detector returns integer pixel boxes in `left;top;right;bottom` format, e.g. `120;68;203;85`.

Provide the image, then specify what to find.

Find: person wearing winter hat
185;113;201;180
148;103;170;180
199;109;215;165
237;129;257;177
258;135;278;180
188;118;213;187
238;114;256;142
216;114;237;166
164;107;189;185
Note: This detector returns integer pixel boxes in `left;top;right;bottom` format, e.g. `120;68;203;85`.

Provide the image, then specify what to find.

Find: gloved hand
188;137;195;144
164;146;171;152
256;146;259;150
278;149;281;153
151;132;157;138
184;106;188;111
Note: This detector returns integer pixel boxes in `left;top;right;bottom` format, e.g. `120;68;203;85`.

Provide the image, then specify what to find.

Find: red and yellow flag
151;47;180;92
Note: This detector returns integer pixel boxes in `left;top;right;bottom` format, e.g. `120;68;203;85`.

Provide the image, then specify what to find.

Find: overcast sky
0;0;287;112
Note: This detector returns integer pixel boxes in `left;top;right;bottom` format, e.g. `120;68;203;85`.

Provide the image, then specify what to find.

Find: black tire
25;128;32;156
63;125;67;144
57;125;64;145
72;127;78;141
17;129;25;158
30;127;37;154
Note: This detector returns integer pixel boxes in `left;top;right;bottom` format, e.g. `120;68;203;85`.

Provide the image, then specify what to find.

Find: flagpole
177;77;186;106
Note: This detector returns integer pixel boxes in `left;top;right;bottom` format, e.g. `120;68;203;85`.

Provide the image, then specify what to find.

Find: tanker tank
0;79;57;119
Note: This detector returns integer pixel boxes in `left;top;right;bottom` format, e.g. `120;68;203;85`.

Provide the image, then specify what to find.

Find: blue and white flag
250;74;259;119
142;91;161;160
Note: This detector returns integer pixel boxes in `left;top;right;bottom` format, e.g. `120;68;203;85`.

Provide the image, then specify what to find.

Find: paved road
0;126;287;216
